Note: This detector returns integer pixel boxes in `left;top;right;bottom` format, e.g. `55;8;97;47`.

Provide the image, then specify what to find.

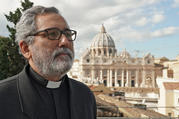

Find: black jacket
0;65;96;119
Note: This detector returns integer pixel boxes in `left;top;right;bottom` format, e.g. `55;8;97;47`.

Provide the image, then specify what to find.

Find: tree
0;0;33;80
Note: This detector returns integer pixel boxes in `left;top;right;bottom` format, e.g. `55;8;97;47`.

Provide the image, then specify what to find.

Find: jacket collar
29;66;65;89
17;65;76;119
17;65;41;118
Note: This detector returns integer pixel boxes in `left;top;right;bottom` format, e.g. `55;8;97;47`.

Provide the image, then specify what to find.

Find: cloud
135;17;148;26
0;0;177;59
0;0;20;14
151;26;179;37
172;0;179;7
151;14;165;23
114;26;179;42
0;15;9;37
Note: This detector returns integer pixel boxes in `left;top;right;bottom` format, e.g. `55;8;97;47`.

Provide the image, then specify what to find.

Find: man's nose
58;34;72;47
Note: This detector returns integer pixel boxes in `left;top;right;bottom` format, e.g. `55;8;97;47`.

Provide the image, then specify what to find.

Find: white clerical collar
46;80;62;89
29;66;66;89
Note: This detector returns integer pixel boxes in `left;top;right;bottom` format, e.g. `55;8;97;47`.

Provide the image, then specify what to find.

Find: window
104;49;106;56
85;70;90;77
131;70;135;76
168;113;172;117
103;69;107;76
98;49;101;55
93;49;96;55
103;80;107;86
117;70;121;76
118;80;121;86
86;59;90;63
109;48;112;55
131;80;135;87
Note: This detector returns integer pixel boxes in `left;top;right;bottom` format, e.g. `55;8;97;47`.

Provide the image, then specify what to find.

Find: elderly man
0;6;96;119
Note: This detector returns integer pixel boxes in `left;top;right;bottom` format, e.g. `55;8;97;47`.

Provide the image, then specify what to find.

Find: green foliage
0;36;24;80
21;0;34;12
5;0;34;40
0;0;33;80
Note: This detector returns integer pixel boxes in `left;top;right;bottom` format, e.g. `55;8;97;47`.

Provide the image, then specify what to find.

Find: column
110;69;113;87
91;49;94;57
97;49;99;56
107;70;110;87
152;70;155;88
114;69;118;87
100;70;103;81
121;70;124;87
91;69;95;80
101;48;104;56
128;70;131;87
141;69;146;87
107;48;109;57
125;70;129;87
135;70;139;87
99;70;103;84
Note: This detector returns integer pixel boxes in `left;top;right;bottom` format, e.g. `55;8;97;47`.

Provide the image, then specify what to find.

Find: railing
97;105;178;118
97;117;179;119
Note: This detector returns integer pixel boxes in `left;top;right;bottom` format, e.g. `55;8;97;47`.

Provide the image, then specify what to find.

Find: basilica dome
120;49;130;58
90;25;115;48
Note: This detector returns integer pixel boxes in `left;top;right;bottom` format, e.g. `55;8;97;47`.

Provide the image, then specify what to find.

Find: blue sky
0;0;179;59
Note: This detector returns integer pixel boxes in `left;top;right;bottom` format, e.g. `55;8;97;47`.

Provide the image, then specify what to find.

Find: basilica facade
73;25;162;88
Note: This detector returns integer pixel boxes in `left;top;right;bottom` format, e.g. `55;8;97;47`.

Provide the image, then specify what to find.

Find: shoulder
69;78;96;111
69;78;93;96
68;77;95;100
0;75;22;115
0;75;18;88
69;78;91;92
0;74;18;95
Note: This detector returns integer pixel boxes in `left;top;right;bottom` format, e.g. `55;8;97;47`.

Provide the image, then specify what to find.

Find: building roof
163;82;179;90
115;87;159;94
90;24;115;48
97;94;168;118
154;63;163;67
90;85;113;95
74;59;79;62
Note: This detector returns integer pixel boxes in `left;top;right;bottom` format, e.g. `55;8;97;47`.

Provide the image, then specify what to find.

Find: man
0;6;96;119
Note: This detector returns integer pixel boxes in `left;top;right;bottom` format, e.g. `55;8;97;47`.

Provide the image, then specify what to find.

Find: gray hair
15;6;61;46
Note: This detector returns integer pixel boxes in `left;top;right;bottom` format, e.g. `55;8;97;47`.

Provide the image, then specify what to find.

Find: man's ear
19;40;31;59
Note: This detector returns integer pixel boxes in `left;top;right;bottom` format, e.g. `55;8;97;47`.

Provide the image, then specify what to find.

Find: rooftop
163;82;179;90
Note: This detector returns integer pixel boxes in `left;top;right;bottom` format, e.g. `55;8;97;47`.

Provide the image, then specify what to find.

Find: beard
31;46;74;78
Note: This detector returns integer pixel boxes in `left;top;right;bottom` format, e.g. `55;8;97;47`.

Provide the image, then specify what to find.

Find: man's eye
48;31;60;39
65;31;72;37
49;31;58;36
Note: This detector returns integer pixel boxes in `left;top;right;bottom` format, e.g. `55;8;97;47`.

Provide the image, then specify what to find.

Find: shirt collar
29;66;65;89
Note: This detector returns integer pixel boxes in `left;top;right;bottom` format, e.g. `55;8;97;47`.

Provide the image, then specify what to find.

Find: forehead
35;13;69;31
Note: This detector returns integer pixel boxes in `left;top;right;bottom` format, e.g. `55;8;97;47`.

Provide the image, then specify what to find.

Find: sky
0;0;179;60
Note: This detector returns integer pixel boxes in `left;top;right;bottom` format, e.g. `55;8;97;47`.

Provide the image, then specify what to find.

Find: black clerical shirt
28;67;70;119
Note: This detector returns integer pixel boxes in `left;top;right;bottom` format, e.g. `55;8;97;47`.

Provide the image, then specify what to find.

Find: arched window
98;49;101;55
109;48;112;55
86;59;90;63
93;49;96;56
131;80;135;87
104;49;106;56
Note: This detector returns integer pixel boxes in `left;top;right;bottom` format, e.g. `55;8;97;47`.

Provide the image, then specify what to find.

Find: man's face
29;13;74;78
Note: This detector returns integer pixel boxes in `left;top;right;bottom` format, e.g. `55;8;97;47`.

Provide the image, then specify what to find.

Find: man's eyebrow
64;28;70;31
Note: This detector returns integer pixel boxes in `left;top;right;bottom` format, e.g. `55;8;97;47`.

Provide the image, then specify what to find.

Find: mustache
52;47;74;60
